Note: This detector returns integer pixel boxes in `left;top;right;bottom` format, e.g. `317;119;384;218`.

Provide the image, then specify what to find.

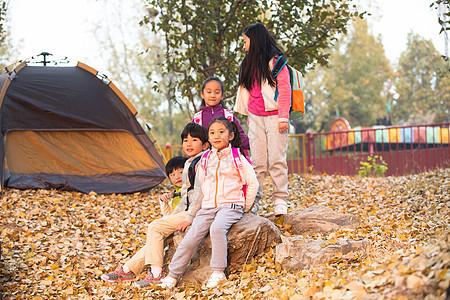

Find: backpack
192;109;234;126
272;55;305;120
200;148;251;198
186;155;202;209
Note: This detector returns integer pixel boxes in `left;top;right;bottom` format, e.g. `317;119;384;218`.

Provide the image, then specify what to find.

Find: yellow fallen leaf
289;294;304;300
397;265;411;274
406;274;424;290
66;287;74;295
41;280;52;285
344;280;367;297
437;267;447;280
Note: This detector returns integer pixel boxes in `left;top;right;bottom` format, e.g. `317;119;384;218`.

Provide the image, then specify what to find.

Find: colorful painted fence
159;121;450;176
310;122;450;176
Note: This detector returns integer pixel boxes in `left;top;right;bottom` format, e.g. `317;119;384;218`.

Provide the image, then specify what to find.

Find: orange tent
0;60;166;193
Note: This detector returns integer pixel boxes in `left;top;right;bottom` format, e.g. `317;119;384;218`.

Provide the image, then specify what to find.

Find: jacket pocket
222;178;241;201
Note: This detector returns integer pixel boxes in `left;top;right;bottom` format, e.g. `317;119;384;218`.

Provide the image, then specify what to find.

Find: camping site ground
0;169;449;299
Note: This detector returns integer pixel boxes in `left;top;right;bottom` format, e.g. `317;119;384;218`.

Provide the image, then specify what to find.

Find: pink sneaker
101;266;134;282
133;269;165;288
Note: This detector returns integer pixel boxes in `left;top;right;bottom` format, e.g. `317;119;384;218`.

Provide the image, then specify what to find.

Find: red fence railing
304;123;450;176
159;123;450;176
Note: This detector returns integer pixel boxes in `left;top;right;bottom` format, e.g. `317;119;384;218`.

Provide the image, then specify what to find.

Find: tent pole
149;127;168;165
136;111;168;164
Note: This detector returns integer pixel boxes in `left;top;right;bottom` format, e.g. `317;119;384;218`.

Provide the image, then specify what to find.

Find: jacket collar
212;144;232;157
201;104;223;114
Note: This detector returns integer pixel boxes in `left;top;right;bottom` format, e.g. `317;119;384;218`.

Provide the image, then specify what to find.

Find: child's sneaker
133;269;165;288
159;276;177;289
206;272;226;288
101;266;134;282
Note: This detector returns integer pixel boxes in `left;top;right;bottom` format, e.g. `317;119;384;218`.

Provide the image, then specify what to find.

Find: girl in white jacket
160;117;258;289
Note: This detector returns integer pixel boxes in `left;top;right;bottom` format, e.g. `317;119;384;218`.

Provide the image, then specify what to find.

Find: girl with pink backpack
160;117;258;289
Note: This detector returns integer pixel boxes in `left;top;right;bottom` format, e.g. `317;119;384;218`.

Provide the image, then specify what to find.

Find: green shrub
358;154;388;177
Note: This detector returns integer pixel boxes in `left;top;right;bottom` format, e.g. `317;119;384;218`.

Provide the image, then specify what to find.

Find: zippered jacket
185;145;258;223
191;104;250;150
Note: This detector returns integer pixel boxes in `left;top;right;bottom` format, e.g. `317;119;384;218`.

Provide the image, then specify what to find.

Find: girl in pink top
160;117;258;289
235;23;291;216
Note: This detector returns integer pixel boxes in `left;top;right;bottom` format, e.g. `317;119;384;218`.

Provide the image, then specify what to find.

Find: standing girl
160;117;258;289
192;76;250;152
234;23;291;216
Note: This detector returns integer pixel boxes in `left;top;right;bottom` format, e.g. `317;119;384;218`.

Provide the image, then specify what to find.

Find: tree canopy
394;33;450;124
0;0;6;42
431;0;449;59
90;0;191;146
142;0;364;114
296;18;393;133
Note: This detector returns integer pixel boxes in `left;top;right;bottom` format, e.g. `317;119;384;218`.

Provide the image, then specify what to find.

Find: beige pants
124;211;188;274
248;112;289;206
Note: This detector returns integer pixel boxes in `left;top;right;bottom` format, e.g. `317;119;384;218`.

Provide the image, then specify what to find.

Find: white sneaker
206;272;226;288
274;199;288;216
159;276;177;289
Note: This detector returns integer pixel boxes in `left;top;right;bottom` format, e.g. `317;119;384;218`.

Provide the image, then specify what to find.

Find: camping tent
0;60;166;194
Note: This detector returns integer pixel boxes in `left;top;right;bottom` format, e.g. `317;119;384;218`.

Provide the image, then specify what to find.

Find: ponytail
230;121;246;157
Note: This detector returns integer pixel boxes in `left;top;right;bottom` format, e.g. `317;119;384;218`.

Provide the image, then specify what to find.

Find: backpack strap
231;148;249;183
186;154;205;210
271;55;287;78
192;111;203;126
231;148;253;200
187;156;202;191
200;150;212;171
224;109;234;122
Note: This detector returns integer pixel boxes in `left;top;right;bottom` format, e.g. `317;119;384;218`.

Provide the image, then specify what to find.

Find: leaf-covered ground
1;169;449;299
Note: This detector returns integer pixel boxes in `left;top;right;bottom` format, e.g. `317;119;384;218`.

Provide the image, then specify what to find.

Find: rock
164;206;361;284
282;206;359;235
166;213;282;284
275;236;367;270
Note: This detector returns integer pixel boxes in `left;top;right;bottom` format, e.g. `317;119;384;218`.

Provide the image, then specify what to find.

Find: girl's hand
278;121;288;133
176;221;191;232
160;193;171;203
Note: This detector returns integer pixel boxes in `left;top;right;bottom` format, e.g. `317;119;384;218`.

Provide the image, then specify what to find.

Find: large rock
164;206;361;284
282;206;359;235
166;213;282;284
275;236;367;270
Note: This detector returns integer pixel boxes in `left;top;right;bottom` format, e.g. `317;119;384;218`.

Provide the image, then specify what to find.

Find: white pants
248;112;289;207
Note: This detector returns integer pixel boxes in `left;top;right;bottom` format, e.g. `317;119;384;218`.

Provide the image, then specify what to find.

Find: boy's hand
176;221;191;232
160;193;171;203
